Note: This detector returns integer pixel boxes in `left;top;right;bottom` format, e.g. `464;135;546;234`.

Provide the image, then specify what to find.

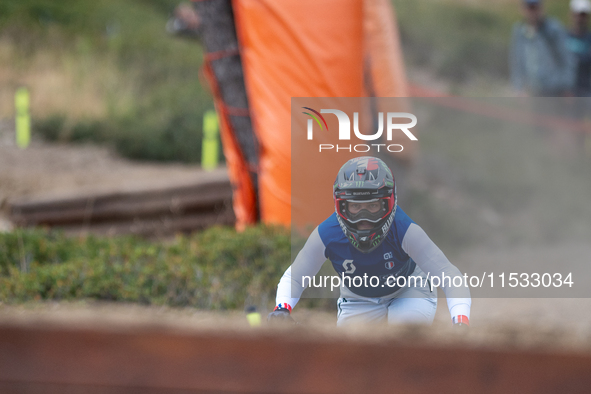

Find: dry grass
0;37;139;120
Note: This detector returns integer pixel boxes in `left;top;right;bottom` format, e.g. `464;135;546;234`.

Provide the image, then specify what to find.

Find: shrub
0;226;292;310
33;114;66;142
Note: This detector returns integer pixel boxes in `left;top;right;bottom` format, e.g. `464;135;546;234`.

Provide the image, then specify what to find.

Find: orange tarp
233;0;366;226
226;0;411;228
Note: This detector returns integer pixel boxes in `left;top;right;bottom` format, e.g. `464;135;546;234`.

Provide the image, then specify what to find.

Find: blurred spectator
510;0;575;96
566;0;591;96
166;2;202;38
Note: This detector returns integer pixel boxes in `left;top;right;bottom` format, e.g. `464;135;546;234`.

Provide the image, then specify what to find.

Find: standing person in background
166;3;202;38
566;0;591;97
510;0;575;96
566;0;591;155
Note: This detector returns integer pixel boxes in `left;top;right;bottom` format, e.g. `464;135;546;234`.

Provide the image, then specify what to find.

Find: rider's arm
275;226;327;311
402;223;471;324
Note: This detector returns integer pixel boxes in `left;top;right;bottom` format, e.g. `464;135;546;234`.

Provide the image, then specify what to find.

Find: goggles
341;199;388;223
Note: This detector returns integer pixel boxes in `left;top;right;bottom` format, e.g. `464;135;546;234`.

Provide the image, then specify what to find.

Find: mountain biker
268;156;471;327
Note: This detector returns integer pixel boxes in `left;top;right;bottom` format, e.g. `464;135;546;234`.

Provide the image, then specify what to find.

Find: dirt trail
0;118;216;231
2;300;591;352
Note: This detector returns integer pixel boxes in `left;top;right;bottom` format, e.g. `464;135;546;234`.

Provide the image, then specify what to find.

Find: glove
452;315;469;332
267;304;294;323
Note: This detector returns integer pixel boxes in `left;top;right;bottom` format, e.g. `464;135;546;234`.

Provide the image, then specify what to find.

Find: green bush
33;114;66;142
0;226;291;310
111;106;206;162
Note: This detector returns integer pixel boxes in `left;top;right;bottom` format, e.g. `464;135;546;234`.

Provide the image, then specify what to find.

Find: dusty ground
2;300;591;353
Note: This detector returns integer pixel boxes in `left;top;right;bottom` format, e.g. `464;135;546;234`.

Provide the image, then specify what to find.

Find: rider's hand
267;305;294;323
452;315;469;332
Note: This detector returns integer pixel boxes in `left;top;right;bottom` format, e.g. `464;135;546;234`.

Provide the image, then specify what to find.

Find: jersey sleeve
275;226;327;309
401;223;471;320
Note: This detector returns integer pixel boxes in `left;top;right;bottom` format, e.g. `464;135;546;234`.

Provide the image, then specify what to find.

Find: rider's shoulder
394;206;412;224
318;213;346;243
392;206;415;238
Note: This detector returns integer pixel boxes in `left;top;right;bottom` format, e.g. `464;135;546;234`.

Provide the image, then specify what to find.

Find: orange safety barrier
233;0;366;226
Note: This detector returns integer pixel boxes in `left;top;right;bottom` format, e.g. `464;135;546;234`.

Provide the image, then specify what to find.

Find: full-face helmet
333;156;396;253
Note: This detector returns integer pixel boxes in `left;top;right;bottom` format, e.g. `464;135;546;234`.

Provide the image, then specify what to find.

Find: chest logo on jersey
385;261;395;270
342;259;356;274
383;252;393;260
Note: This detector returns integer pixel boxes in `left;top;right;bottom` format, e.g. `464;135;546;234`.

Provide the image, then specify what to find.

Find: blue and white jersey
318;209;416;297
275;206;472;320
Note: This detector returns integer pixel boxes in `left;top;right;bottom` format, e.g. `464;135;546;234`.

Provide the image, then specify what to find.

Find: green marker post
201;110;219;170
15;87;31;149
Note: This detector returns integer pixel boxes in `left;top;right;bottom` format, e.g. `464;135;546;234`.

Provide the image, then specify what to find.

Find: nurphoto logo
302;107;418;153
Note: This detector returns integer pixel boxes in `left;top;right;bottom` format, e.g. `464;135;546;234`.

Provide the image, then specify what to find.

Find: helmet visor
343;199;388;223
